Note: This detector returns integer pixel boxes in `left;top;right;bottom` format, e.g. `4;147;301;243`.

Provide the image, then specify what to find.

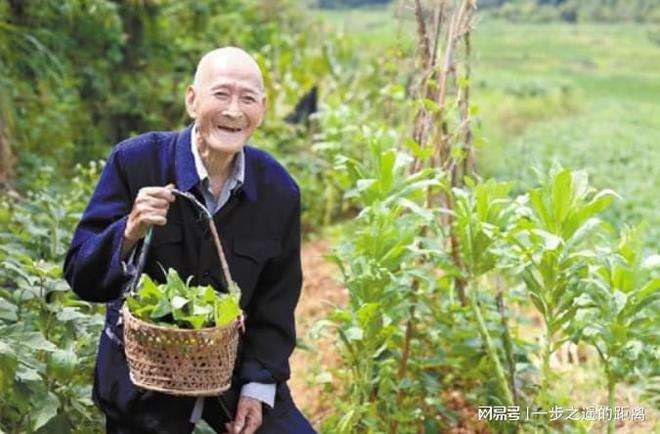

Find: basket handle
121;187;236;299
170;188;235;289
169;189;245;334
121;188;245;332
122;226;153;299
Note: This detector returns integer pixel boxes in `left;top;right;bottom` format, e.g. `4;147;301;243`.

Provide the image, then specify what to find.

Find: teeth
218;126;242;132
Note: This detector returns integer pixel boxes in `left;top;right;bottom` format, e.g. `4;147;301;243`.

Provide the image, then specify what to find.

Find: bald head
185;46;267;157
192;47;264;93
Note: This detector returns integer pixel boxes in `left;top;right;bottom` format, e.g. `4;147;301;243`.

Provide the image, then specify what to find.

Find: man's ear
185;85;197;119
256;95;267;127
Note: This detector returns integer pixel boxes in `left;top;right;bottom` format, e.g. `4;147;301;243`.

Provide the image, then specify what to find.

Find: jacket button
202;270;210;278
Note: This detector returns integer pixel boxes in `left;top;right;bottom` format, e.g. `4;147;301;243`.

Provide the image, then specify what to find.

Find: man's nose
223;98;243;119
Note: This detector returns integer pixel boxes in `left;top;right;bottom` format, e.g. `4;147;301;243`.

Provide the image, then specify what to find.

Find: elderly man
64;47;315;434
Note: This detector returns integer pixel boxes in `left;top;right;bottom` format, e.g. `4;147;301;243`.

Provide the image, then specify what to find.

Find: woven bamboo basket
122;304;239;396
121;188;242;396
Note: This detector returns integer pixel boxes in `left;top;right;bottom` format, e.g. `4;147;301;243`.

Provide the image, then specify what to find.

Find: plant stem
607;377;616;434
413;0;431;69
540;322;553;405
458;31;475;179
446;192;467;305
496;289;518;405
389;302;416;434
469;285;514;406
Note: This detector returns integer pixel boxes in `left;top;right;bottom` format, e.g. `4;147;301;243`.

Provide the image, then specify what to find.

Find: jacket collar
175;124;257;202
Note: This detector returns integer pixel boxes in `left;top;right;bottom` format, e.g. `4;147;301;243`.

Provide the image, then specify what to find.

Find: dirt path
289;238;348;425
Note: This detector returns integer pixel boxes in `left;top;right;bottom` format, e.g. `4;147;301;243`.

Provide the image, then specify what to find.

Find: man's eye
214;92;230;99
241;97;256;104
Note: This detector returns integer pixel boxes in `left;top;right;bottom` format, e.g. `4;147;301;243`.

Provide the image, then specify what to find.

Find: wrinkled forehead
195;55;264;94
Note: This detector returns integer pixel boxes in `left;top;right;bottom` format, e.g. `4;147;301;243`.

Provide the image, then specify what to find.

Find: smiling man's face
186;48;266;155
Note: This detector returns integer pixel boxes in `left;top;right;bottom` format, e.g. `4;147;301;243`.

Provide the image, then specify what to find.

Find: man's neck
197;142;235;198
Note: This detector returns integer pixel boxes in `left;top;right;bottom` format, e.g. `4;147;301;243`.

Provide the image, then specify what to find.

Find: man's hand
121;184;175;257
225;396;263;434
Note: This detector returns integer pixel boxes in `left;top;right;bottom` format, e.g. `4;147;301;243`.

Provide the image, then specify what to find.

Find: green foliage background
0;0;315;184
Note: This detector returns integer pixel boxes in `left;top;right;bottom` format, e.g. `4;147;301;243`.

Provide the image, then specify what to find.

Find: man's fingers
232;406;248;434
137;197;170;209
144;215;167;226
134;210;167;226
138;186;175;203
135;204;168;218
242;415;262;434
135;199;170;215
125;185;173;241
235;399;262;434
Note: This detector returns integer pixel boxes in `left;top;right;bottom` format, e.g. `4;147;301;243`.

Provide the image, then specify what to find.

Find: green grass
311;4;414;50
472;22;660;247
312;6;660;248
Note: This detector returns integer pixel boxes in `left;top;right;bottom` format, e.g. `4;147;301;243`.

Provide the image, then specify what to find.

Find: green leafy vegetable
126;270;242;330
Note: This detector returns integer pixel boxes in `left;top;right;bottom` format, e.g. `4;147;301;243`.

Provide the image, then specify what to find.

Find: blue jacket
63;125;302;428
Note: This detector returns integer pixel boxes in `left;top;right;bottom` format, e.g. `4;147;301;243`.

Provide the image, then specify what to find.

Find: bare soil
289;238;348;426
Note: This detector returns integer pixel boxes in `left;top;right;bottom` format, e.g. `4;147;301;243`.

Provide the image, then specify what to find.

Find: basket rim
121;303;239;334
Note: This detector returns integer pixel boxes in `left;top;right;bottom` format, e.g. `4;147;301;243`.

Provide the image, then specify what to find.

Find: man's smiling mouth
217;125;243;133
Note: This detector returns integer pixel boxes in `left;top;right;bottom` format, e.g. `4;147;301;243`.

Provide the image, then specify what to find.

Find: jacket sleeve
239;191;302;385
63;147;134;302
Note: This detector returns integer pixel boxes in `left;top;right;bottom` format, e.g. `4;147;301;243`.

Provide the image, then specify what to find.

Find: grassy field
313;5;660;248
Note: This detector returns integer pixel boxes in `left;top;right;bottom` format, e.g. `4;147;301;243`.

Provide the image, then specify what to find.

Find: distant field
313;6;660;247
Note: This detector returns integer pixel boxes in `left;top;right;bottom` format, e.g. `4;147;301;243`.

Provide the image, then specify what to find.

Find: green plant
504;167;618;405
575;225;659;433
451;179;517;407
0;163;106;433
0;259;103;434
126;269;242;330
315;136;447;432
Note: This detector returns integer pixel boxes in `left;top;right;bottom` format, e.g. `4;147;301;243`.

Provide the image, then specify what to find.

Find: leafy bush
501;167;619;409
575;226;659;433
0;0;334;184
0;163;105;433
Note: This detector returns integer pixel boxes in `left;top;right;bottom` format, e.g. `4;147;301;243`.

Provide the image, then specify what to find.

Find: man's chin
205;139;246;155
